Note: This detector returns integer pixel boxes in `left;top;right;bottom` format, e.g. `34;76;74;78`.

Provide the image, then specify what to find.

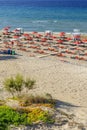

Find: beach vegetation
4;77;16;97
0;105;54;130
27;108;54;124
3;74;35;97
13;74;24;95
24;78;36;92
0;105;27;130
2;75;55;129
19;94;55;107
0;100;5;106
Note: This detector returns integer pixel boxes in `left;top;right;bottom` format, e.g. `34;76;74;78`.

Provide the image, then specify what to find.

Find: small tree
24;78;36;92
3;74;35;97
4;74;24;97
4;77;15;97
14;74;24;95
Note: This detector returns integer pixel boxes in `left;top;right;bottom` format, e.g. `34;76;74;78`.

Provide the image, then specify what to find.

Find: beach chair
56;52;66;57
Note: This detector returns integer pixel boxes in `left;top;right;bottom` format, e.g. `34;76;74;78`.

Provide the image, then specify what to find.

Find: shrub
3;74;35;97
19;94;55;107
14;74;24;95
24;78;36;91
0;105;55;129
0;106;27;129
0;100;5;106
27;108;54;124
4;77;15;97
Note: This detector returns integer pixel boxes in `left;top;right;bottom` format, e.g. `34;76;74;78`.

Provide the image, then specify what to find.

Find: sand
0;52;87;129
0;31;87;129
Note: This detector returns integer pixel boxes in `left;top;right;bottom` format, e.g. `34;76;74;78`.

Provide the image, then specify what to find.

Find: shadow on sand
0;55;18;60
0;49;21;60
55;99;79;109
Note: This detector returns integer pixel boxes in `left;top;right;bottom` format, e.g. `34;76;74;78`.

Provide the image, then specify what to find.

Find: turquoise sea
0;0;87;32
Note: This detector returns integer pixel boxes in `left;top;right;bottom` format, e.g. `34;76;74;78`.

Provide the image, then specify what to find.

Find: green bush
0;105;55;129
3;74;35;97
14;74;24;95
4;77;16;96
27;108;54;124
24;78;36;91
0;106;27;130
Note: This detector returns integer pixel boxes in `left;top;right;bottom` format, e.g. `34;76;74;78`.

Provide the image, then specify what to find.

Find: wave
32;20;48;23
31;20;58;24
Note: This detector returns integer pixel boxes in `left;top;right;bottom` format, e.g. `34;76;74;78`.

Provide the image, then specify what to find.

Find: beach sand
0;31;87;129
0;52;87;129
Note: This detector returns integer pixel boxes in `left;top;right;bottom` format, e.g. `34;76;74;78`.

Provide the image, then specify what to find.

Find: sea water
0;0;87;33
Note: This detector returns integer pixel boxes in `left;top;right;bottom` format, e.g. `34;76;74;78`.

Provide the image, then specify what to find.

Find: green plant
4;77;15;97
3;74;35;97
24;78;36;92
14;74;24;95
0;105;54;129
0;106;27;130
0;100;5;106
27;108;54;124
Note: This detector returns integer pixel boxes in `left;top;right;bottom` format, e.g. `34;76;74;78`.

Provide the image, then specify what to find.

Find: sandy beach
0;30;87;129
